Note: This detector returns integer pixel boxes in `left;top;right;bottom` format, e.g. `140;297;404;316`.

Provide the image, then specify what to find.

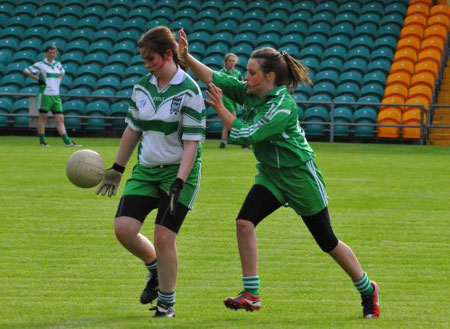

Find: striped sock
243;275;260;295
353;272;374;297
158;290;175;306
145;259;157;275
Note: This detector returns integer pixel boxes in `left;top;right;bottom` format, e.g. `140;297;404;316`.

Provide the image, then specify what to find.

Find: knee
236;219;254;235
114;220;135;245
154;230;175;251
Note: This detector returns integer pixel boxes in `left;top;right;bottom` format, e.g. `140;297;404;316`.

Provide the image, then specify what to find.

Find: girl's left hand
205;83;225;112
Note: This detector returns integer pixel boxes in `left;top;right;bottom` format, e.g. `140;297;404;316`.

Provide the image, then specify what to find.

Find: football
66;149;106;188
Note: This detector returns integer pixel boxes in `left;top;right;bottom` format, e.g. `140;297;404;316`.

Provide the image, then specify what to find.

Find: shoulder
181;72;202;96
268;89;296;109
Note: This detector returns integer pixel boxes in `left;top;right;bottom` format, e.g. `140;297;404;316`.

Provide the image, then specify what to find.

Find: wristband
112;163;125;173
174;177;184;187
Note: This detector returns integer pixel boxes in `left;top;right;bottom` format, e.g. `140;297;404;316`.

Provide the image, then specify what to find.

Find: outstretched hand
205;83;225;112
178;28;189;61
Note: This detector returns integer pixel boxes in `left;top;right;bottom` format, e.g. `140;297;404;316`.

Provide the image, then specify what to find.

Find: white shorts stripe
306;160;328;207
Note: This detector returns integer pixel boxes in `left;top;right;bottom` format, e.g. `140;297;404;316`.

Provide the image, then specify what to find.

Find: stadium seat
59;4;83;18
1;27;25;43
288;10;312;25
94;29;118;43
366;59;391;75
415;60;439;80
72;76;97;92
331;23;354;38
81;5;106;19
191;19;216;33
387;72;411;89
384;84;408;102
360;84;385;99
256;33;281;48
313;82;336;98
315;70;339;86
350;36;374;51
292;1;315;15
70;28;95;42
89;40;114;55
76;64;102;79
315;1;338;15
421;37;445;55
363;72;387;89
99;17;125;33
303;105;329;136
319;58;344;75
308;22;332;38
428;13;450;30
220;8;244;24
1;74;25;89
101;64;126;79
331;107;353;137
381;12;405;29
122;17;146;32
110;101;128;130
377;107;402;138
124;65;147;79
402;108;423;139
353;107;377;137
105;6;128;19
378;24;402;39
385;2;408;16
12;99;30;128
336;82;360;99
410;72;435;91
97;76;121;92
83;52;107;66
63;99;86;130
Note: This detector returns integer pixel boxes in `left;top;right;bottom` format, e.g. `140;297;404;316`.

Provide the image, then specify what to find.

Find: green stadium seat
309;94;332;104
301;57;320;73
110;101;128;131
360;84;384;99
121;75;138;89
12;99;29;128
381;13;405;30
327;35;351;49
266;10;289;24
65;40;90;55
336;82;360;99
99;17;125;32
124;65;147;79
81;6;106;19
128;7;151;20
363;72;387;89
304;105;329;136
169;18;193;33
338;1;361;15
377;24;401;39
333;94;357;105
247;0;269;13
308;22;332;37
72;76;97;91
300;46;323;62
357;96;380;113
323;46;347;61
292;1;315;14
92;88;115;97
203;55;223;70
60;75;73;90
1;27;25;44
220;8;244;23
59;5;84;19
0;3;13;15
339;71;363;87
60;52;84;66
315;1;338;15
288;11;312;25
116;89;132;98
192;19;216;33
123;17;146;32
117;30;141;44
233;33;257;47
374;36;398;52
350;36;374;51
86;101;110;130
319;58;344;74
36;4;60;18
201;0;224;11
285;21;308;37
47;28;72;43
354;23;378;38
280;34;303;48
313;82;336;98
1;74;25;88
30;15;54;28
332;107;353;137
63;99;86;130
111;0;132;10
331;23;354;38
303;35;327;49
113;40;137;56
190;42;206;58
86;0;109;10
152;7;174;21
20;85;39;95
357;13;381;26
311;12;334;25
280;44;301;59
269;1;291;14
0;39;19;52
105;7;128;19
223;0;241;11
334;12;357;26
93;29;117;43
13;4;37;17
76;64;102;79
70;28;95;42
216;20;239;35
353;107;377;137
89;40;114;55
315;70;339;85
371;48;395;62
53;16;78;30
83;53;108;66
108;53;131;66
296;83;312;97
243;9;266;23
189;31;212;47
97;76;121;92
293;92;308;104
101;64;125;79
361;2;383;15
13;50;38;63
77;16;101;29
5;62;27;75
132;0;153;9
43;39;67;52
347;47;371;61
256;33;281;48
366;59;391;75
385;3;407;16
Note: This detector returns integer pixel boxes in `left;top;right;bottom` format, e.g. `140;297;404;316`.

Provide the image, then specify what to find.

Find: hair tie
280;50;289;59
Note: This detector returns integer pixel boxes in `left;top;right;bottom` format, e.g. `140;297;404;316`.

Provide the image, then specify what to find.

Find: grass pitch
1;136;449;328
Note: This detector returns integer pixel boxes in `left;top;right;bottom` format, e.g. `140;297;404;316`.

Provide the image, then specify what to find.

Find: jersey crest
170;96;182;115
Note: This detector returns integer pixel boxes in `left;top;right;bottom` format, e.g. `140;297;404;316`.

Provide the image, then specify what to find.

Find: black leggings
237;184;339;252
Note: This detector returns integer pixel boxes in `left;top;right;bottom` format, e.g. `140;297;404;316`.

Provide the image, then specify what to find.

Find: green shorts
37;94;63;113
123;160;202;209
255;159;328;217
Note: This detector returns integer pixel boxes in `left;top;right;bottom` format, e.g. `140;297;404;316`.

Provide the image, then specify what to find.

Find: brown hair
45;45;57;52
137;26;186;70
250;47;312;88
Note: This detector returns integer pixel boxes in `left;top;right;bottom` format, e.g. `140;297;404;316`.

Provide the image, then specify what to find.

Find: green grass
1;136;449;328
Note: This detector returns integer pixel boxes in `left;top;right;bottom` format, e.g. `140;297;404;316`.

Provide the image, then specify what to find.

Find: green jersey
126;67;206;167
213;71;315;168
218;67;242;113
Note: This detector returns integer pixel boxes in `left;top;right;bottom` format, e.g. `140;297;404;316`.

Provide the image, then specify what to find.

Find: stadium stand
0;0;449;143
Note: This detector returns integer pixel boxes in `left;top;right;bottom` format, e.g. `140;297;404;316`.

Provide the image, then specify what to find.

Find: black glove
37;77;46;85
168;178;184;216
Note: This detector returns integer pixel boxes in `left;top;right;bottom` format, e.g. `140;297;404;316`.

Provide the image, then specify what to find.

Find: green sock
353;272;374;297
243;275;260;295
61;134;72;145
158;290;175;306
39;134;46;144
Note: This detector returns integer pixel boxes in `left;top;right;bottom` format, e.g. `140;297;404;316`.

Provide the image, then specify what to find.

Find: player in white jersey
96;26;205;318
23;45;79;147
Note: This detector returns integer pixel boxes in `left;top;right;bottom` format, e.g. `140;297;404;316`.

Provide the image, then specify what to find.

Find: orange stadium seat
418;48;442;67
377;108;402;138
411;72;436;90
404;14;428;29
402;108;425;139
407;3;431;17
408;84;433;104
430;4;450;17
421;36;445;54
428;14;450;30
386;72;411;89
424;25;448;44
394;48;418;67
382;96;407;112
405;95;430;113
384;84;409;102
415;59;439;79
400;24;425;40
391;60;415;76
397;37;421;53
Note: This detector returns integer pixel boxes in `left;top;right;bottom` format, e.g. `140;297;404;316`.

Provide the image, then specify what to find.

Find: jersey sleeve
212;71;247;105
24;62;41;75
125;85;143;132
181;89;206;142
57;62;65;75
228;94;293;145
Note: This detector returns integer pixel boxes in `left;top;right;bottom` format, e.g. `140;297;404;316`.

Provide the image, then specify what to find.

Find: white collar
149;65;185;88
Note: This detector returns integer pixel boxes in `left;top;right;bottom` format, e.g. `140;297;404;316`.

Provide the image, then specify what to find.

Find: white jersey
125;66;206;167
24;58;65;95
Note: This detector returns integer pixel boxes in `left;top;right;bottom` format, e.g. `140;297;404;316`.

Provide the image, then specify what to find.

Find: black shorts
115;190;189;234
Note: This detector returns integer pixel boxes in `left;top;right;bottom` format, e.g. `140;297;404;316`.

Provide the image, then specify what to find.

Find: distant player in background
23;45;79;147
96;26;205;318
218;53;242;149
179;28;380;319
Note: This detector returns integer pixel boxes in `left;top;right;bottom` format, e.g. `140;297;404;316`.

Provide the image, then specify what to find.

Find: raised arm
178;28;213;84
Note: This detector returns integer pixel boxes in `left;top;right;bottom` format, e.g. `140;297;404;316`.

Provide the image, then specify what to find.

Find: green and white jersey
126;66;206;167
24;58;64;95
213;71;315;168
218;67;242;113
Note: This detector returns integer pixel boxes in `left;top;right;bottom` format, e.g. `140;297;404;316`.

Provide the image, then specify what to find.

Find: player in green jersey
23;45;79;147
179;29;380;319
218;53;242;149
97;26;206;318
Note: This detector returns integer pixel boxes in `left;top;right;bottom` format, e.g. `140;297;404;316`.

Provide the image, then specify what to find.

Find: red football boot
224;291;262;312
362;281;380;318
